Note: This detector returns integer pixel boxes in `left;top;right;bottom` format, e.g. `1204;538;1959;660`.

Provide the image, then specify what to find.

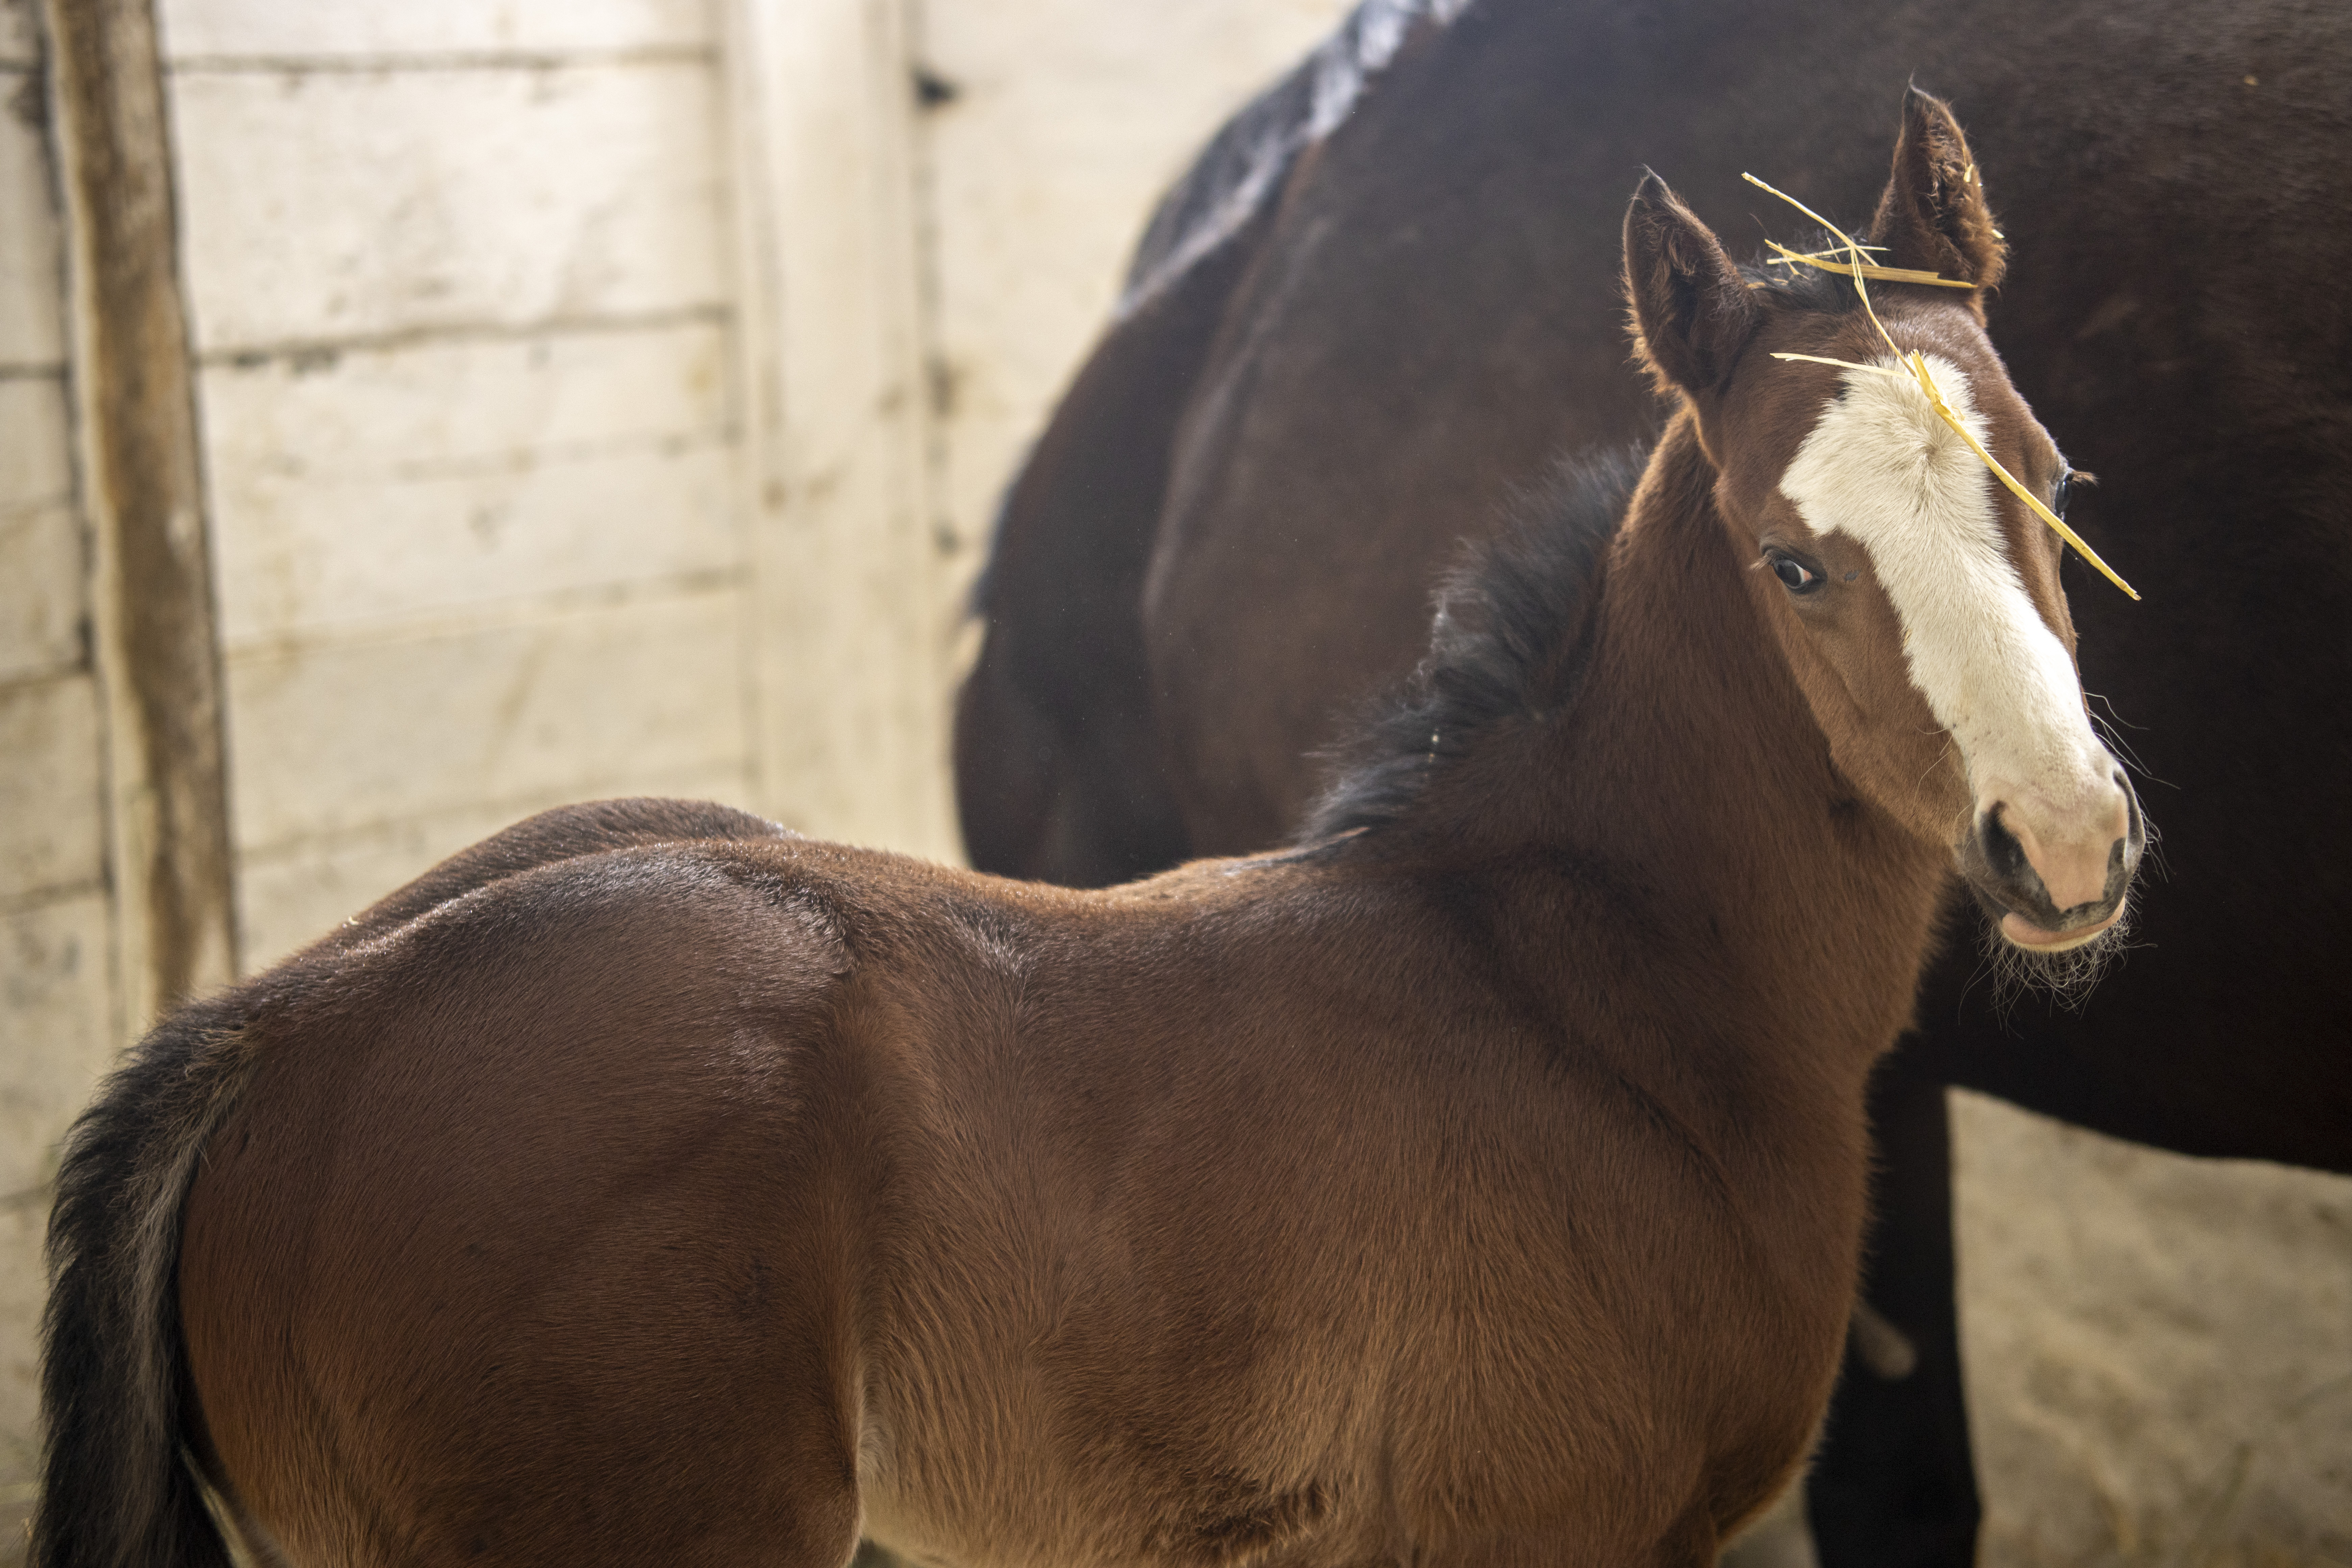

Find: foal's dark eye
2052;472;2073;518
1769;554;1823;594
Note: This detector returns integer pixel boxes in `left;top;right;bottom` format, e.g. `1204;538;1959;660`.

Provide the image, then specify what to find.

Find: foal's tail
32;994;256;1568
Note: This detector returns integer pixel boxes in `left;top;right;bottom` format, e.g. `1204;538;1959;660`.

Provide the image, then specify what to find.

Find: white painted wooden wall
164;0;751;967
0;0;2344;1559
0;0;116;1528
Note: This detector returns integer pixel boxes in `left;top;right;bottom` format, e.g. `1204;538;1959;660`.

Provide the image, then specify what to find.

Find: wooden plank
0;893;115;1191
0;372;71;509
214;441;737;645
44;0;239;1024
0;497;85;683
157;0;712;60
722;0;959;861
0;14;87;1522
0;673;106;902
223;586;748;851
168;61;725;351
0;889;116;1538
0;376;84;680
0;89;65;369
0;0;38;65
200;321;737;642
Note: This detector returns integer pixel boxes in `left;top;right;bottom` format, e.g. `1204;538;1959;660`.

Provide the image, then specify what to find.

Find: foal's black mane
1301;444;1649;840
1301;234;1874;842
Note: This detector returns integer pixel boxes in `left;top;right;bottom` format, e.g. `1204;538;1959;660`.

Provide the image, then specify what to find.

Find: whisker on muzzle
1977;897;2136;1017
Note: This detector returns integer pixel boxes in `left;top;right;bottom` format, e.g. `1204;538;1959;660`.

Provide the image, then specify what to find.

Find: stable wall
0;0;121;1524
158;0;755;969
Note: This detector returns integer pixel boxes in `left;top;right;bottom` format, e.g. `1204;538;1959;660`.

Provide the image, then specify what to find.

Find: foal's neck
1403;414;1948;1094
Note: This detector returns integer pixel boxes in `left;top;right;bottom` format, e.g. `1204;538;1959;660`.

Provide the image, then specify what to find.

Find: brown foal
38;98;2140;1568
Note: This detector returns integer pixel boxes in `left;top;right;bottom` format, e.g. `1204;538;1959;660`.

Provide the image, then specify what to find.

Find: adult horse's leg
1807;1054;1978;1568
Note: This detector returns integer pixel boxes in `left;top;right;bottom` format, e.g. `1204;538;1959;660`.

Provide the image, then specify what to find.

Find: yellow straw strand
1768;351;1905;376
1763;239;1975;289
1741;174;1871;265
1771;252;1975;289
1765;241;1890;261
1742;170;2139;600
1897;350;2141;599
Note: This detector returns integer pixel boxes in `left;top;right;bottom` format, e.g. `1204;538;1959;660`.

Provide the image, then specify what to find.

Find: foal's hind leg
190;1248;871;1568
188;1193;874;1567
182;1035;875;1565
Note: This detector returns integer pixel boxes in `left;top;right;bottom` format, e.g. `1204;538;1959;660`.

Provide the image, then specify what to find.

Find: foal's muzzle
1958;769;2145;950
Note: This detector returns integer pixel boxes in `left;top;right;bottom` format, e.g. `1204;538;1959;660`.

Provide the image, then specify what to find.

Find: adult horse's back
955;1;2352;1562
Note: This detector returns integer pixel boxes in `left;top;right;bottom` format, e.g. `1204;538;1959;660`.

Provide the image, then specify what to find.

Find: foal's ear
1624;172;1761;398
1871;87;2007;309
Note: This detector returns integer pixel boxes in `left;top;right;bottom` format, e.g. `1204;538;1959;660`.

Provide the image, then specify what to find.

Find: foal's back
178;828;1841;1567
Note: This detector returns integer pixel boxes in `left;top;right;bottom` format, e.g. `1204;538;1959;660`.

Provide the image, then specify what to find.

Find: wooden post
42;0;240;1033
720;0;962;862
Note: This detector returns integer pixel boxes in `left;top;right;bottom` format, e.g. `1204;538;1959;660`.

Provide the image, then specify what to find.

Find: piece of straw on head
1764;240;1974;289
1740;172;2138;600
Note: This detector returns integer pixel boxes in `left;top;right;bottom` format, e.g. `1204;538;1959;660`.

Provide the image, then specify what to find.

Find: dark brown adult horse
40;109;2132;1568
953;4;2352;1562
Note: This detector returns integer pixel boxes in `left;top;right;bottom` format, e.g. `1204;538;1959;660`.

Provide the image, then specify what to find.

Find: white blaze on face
1778;355;2118;890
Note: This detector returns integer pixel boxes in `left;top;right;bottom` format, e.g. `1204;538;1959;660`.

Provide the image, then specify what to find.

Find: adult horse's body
953;3;2352;1561
40;106;2134;1568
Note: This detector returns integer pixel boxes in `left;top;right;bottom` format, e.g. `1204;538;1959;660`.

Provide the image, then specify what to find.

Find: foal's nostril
1978;806;2029;881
